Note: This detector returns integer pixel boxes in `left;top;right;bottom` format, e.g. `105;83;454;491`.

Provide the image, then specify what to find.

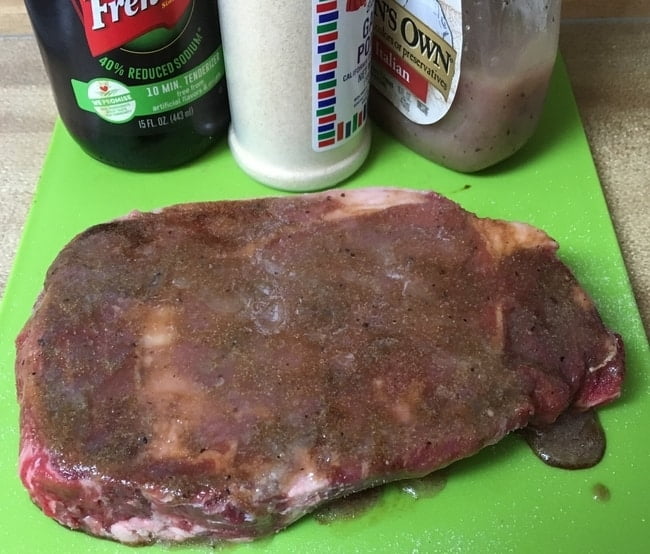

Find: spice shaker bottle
218;0;375;191
24;0;230;171
371;0;561;173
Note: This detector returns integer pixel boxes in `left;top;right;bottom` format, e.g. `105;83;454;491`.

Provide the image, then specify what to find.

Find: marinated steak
15;188;624;544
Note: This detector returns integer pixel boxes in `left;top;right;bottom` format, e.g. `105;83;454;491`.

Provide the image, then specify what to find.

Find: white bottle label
371;0;462;124
312;0;375;151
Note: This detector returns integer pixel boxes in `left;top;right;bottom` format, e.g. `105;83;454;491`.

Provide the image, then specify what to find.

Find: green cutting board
1;59;648;553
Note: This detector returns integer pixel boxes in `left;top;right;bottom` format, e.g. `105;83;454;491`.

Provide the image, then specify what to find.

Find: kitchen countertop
0;2;648;337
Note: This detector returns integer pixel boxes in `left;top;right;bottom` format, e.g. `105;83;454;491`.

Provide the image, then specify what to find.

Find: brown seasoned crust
15;188;624;544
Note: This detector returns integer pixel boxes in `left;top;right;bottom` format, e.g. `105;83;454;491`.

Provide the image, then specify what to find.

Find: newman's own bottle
370;0;561;173
25;0;229;171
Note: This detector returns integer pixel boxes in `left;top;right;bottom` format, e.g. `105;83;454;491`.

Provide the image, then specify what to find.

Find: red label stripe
319;61;338;72
318;32;339;44
317;1;338;13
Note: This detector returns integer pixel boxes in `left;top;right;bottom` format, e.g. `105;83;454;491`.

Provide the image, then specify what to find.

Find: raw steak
15;188;624;544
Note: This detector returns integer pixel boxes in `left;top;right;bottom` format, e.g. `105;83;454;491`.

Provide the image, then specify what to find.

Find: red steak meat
15;188;624;544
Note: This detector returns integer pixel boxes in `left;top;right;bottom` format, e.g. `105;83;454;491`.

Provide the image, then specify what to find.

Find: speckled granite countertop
1;3;648;336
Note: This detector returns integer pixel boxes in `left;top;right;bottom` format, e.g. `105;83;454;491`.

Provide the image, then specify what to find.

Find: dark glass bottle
25;0;229;171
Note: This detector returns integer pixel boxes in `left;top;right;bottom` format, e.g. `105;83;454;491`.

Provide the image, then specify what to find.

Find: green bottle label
71;47;224;124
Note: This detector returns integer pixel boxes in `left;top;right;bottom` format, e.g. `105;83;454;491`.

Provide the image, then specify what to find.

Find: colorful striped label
312;0;374;151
